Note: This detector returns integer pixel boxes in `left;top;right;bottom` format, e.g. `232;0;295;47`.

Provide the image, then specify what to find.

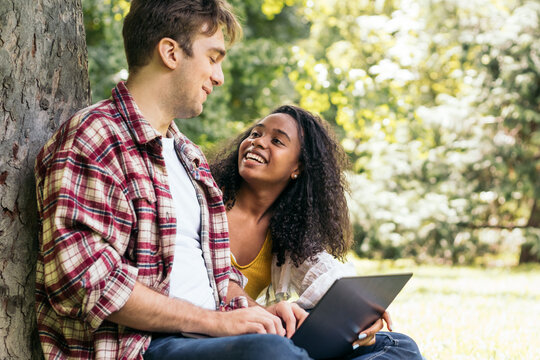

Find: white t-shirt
161;137;215;310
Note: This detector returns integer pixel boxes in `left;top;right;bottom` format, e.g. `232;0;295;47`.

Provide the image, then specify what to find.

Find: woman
211;104;354;308
211;105;422;358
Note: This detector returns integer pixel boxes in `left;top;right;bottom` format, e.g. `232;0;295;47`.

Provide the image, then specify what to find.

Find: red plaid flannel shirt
35;82;246;359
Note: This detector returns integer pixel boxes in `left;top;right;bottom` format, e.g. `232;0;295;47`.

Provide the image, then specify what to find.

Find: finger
250;322;266;335
279;307;296;338
273;313;287;336
280;303;307;338
353;318;382;346
366;333;377;345
364;318;384;334
291;304;309;329
251;307;279;335
382;311;393;331
272;302;298;337
262;308;285;336
259;316;277;334
297;314;308;329
352;333;372;348
268;313;284;335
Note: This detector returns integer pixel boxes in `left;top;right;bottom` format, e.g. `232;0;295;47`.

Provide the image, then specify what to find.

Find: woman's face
237;113;302;189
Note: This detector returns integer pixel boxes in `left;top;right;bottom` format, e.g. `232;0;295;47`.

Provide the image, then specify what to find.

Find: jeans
143;333;309;360
345;332;423;360
143;331;422;360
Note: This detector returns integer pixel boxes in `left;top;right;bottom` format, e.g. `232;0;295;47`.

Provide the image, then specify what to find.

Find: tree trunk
519;199;540;264
0;0;90;358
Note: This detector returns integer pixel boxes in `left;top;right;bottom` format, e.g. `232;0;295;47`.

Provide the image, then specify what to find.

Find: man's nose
211;63;224;86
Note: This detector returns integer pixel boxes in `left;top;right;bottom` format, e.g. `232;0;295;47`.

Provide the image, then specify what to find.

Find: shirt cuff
229;266;247;289
85;263;139;330
229;296;249;309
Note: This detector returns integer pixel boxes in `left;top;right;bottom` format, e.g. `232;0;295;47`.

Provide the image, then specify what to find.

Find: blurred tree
465;1;540;263
280;0;482;263
283;0;539;263
81;0;539;263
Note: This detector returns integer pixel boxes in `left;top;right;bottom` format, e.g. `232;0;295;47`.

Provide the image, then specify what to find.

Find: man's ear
157;37;180;70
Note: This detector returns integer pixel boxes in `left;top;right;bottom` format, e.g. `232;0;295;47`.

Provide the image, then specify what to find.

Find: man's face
171;28;226;119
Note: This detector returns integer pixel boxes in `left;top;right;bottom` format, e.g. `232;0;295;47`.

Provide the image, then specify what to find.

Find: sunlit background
83;0;539;358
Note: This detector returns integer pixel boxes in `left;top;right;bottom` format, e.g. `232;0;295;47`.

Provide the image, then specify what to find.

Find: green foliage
287;0;539;263
83;0;539;263
468;1;540;223
83;0;129;101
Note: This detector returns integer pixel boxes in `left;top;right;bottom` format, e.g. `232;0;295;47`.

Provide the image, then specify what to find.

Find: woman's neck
232;183;281;223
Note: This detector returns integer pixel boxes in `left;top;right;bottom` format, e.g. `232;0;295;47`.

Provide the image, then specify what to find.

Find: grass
347;255;540;360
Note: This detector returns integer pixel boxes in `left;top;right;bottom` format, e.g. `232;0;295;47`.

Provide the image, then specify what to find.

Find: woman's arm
287;252;357;309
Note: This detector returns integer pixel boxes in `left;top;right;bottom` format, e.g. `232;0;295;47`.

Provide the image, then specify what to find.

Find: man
35;1;308;359
36;0;425;359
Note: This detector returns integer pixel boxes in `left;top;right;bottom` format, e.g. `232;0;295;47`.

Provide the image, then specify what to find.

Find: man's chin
176;105;203;120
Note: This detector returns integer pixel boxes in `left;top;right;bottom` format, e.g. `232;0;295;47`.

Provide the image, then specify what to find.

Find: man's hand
266;301;309;338
352;311;393;348
207;306;287;337
226;281;308;338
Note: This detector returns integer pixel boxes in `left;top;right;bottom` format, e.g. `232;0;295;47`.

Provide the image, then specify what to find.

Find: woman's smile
243;149;267;164
237;113;301;186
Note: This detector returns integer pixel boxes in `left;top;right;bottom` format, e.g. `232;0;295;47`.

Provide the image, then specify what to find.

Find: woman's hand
265;301;309;338
352;311;393;349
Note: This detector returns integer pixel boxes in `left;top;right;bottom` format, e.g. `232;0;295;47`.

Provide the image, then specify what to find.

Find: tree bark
519;199;540;264
0;0;90;358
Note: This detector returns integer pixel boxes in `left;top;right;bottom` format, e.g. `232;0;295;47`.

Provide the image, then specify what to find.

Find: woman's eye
272;138;284;145
250;131;260;138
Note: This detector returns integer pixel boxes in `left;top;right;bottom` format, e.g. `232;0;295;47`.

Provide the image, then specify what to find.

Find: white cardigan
257;251;357;309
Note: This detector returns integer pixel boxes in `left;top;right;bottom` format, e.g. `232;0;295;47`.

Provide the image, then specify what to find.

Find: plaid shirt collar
113;81;161;146
114;81;207;182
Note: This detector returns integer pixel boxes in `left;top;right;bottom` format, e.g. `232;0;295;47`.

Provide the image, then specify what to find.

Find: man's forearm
227;280;259;307
107;281;288;337
106;281;215;333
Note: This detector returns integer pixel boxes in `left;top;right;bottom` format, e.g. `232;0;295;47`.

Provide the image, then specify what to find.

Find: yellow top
231;232;273;299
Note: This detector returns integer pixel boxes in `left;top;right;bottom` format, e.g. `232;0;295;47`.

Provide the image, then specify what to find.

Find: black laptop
291;273;413;359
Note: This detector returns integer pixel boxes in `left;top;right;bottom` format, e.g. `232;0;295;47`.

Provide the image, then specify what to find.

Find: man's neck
126;73;173;137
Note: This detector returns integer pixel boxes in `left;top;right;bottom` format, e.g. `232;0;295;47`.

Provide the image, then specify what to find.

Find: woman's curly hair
210;105;352;266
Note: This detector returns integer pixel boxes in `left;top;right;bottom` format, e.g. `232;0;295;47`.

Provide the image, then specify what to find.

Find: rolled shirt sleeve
294;252;356;309
39;138;139;331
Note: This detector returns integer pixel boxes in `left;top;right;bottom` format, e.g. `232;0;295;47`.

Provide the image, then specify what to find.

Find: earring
292;174;298;179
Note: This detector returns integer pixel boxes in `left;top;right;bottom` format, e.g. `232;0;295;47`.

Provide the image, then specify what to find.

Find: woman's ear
157;37;180;70
291;166;302;180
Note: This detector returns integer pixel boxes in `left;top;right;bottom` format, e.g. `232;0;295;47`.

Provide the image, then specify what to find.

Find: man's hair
122;0;242;73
